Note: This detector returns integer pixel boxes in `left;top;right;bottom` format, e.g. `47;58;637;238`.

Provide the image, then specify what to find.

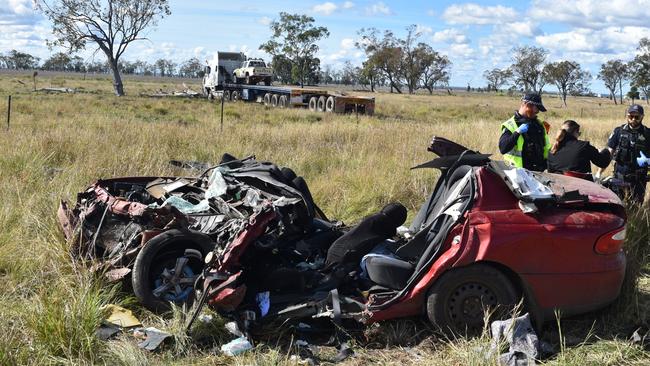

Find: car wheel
132;229;212;313
264;77;272;86
426;264;518;336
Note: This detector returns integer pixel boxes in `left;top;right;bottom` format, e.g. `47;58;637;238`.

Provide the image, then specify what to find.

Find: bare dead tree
35;0;171;96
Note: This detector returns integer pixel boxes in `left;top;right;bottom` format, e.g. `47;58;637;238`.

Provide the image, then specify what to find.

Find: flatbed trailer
215;83;375;115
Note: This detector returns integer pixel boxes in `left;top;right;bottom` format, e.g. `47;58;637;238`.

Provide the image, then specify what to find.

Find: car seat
364;165;473;290
325;203;407;268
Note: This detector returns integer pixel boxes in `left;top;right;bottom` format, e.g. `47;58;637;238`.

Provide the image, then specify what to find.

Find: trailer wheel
263;93;271;106
308;97;318;111
325;96;335;112
223;90;231;102
317;96;326;112
278;95;288;108
231;91;241;101
271;94;279;107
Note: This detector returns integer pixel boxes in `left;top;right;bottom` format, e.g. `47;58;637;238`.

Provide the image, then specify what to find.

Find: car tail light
595;226;626;255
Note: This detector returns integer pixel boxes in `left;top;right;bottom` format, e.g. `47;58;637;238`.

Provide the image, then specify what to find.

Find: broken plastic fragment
256;291;270;317
224;321;245;337
151;196;210;214
206;169;228;199
243;189;261;207
503;168;554;200
221;336;253;356
134;327;172;351
102;304;141;328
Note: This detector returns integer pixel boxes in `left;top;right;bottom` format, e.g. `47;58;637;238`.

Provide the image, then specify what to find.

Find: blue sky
2;0;650;93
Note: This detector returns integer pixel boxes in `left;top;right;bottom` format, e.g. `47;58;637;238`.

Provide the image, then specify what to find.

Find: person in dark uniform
499;93;551;172
547;120;611;181
601;104;650;203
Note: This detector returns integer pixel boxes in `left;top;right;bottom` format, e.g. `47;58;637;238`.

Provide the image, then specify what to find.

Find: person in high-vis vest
498;93;551;171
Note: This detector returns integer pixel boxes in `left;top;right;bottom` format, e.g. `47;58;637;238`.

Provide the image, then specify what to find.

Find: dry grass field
0;71;649;365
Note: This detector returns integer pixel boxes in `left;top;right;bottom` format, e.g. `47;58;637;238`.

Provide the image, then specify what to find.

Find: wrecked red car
59;137;626;335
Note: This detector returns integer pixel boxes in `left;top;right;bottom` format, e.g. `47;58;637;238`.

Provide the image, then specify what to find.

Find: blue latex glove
516;123;529;134
637;151;650;167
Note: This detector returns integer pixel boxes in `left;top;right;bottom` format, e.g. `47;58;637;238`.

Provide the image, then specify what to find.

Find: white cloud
442;3;517;25
313;2;338;15
504;21;540;37
7;0;31;15
536;26;650;57
366;1;392;16
340;38;355;50
530;0;650;29
257;16;272;26
415;24;433;35
342;1;355;9
431;29;469;44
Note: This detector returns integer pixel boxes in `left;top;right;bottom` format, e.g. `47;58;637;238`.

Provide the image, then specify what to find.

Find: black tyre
317;96;326;112
426;264;518;336
325;96;335;112
308;96;317;111
263;93;271;106
223;90;231;101
132;229;213;313
278;95;288;108
271;94;279;107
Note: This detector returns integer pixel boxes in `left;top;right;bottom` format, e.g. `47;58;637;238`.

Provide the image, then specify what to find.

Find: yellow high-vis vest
501;116;551;168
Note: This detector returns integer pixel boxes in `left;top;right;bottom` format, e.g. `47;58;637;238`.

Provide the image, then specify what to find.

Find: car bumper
522;252;626;320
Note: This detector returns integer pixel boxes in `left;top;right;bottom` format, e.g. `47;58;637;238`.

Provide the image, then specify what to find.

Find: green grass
0;71;648;364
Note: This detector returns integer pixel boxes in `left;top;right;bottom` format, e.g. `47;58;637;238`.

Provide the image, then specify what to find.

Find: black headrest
380;203;407;229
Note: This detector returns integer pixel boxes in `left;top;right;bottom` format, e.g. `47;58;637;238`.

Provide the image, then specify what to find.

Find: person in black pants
547;120;611;181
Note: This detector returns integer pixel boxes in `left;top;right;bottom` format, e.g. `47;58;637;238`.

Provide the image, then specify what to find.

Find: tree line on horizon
5;1;650;103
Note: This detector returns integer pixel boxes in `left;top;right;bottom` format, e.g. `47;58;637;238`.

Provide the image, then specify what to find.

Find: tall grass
0;72;648;364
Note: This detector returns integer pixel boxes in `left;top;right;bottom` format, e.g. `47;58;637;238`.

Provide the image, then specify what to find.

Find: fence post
6;95;11;129
220;91;225;132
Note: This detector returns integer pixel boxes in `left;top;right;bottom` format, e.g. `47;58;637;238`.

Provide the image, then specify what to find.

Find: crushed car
58;137;627;336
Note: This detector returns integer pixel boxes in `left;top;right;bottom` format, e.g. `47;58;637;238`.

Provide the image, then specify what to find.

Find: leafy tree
359;59;381;92
599;60;628;104
483;68;512;92
154;59;176;77
35;0;171;96
628;85;640;104
270;55;293;84
42;52;72;71
510;46;548;93
357;28;403;93
340;61;359;86
542;61;591;107
259;12;329;87
0;50;40;69
179;57;204;78
399;25;428;94
629;38;650;104
420;46;451;94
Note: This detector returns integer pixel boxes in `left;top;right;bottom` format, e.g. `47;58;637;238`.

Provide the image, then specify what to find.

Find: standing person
601;104;650;203
499;93;551;171
547;120;611;181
